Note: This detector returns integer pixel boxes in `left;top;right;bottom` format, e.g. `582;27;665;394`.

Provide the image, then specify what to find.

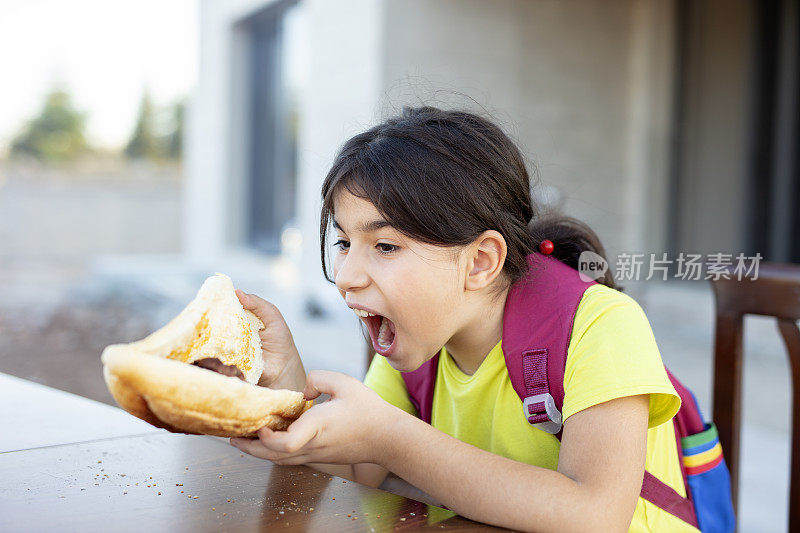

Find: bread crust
101;273;312;437
102;348;310;436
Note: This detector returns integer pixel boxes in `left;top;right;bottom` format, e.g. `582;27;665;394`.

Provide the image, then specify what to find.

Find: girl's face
331;190;468;372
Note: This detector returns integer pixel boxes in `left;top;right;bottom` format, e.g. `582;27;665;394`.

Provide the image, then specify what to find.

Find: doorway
668;0;799;263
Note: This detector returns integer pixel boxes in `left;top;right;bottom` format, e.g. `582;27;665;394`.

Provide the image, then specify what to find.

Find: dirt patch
0;271;175;406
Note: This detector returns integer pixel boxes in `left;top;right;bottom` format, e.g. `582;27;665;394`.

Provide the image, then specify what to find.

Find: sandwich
101;273;311;437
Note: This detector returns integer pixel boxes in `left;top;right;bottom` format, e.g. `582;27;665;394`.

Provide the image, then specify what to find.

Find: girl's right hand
235;289;307;392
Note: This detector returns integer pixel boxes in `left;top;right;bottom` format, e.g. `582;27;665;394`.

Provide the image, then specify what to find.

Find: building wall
378;0;677;274
191;0;680;306
186;0;278;266
190;0;386;308
296;0;386;306
671;0;755;257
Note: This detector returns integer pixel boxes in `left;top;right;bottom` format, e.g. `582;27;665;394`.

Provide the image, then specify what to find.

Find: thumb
235;289;282;324
303;370;351;401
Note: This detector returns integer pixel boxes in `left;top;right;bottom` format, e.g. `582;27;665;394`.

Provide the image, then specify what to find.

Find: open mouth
358;312;397;357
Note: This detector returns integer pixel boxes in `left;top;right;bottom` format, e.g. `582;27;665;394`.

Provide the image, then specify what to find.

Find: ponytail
528;210;620;291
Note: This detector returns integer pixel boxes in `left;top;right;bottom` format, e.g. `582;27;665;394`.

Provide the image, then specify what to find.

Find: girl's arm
231;371;648;533
383;394;649;532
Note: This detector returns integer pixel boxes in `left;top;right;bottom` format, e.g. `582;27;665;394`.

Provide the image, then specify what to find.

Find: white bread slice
101;273;311;437
114;273;265;383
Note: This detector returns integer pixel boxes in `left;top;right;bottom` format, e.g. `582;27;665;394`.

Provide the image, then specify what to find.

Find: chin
378;351;407;372
385;351;435;373
385;357;414;373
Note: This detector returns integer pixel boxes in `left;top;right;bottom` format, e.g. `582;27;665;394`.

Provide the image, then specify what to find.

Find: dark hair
319;106;618;291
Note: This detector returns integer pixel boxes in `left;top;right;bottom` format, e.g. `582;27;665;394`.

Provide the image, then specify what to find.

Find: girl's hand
235;289;306;392
230;370;396;466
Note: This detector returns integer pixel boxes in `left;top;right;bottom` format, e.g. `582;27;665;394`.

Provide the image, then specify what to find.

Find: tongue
377;316;396;349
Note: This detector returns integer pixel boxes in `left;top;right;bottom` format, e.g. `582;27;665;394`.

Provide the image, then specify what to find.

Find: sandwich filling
192;357;246;381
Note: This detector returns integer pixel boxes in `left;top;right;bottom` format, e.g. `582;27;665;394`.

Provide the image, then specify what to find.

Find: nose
334;248;371;293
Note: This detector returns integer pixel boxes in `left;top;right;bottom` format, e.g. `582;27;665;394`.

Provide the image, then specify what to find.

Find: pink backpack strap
658;368;703;526
401;353;439;423
641;470;698;527
502;254;595;436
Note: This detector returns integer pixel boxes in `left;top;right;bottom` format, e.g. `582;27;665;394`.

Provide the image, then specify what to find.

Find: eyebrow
332;218;392;234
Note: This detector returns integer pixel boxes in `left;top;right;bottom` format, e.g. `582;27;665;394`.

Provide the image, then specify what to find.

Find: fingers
230;436;273;460
302;370;354;400
257;416;319;453
230;437;309;465
230;415;320;462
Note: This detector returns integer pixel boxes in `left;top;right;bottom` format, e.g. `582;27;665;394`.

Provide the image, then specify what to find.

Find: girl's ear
465;230;507;291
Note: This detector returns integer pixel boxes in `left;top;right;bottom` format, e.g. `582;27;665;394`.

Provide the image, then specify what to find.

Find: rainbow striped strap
681;423;725;475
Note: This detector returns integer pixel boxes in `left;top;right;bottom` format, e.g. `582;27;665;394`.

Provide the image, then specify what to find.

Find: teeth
352;308;377;318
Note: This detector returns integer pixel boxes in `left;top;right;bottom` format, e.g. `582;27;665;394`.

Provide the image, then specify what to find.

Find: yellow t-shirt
364;283;698;532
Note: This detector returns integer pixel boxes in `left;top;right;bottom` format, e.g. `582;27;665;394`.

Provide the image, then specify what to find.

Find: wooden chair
710;262;800;530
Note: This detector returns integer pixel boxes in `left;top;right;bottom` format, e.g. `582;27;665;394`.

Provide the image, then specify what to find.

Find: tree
124;94;185;161
164;100;185;160
124;92;161;160
10;87;89;163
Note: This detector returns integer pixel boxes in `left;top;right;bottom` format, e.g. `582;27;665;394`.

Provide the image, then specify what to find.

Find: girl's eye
333;239;350;251
376;243;398;254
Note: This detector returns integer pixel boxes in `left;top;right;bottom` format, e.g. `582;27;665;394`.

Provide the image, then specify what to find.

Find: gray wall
379;0;677;267
671;0;755;257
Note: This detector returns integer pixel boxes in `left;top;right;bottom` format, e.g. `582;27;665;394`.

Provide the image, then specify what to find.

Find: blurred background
0;1;796;530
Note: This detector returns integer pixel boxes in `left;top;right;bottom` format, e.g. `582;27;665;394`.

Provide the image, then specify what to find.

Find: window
238;0;305;254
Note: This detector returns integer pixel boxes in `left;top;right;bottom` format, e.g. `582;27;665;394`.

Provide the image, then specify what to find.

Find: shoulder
563;283;680;428
576;283;644;322
570;284;652;346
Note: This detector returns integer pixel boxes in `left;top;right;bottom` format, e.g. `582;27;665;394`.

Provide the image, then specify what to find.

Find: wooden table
0;373;509;531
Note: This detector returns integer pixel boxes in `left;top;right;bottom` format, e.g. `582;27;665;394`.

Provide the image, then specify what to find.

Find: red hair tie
539;239;554;255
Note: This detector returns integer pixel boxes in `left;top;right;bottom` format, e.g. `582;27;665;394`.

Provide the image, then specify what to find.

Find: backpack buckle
523;393;563;434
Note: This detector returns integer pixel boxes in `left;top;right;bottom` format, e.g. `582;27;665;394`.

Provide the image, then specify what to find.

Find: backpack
402;253;735;532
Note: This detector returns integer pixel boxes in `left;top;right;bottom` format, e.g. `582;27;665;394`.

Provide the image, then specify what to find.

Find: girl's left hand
230;370;395;466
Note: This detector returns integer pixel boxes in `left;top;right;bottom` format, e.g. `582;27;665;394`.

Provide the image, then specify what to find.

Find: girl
230;106;689;532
